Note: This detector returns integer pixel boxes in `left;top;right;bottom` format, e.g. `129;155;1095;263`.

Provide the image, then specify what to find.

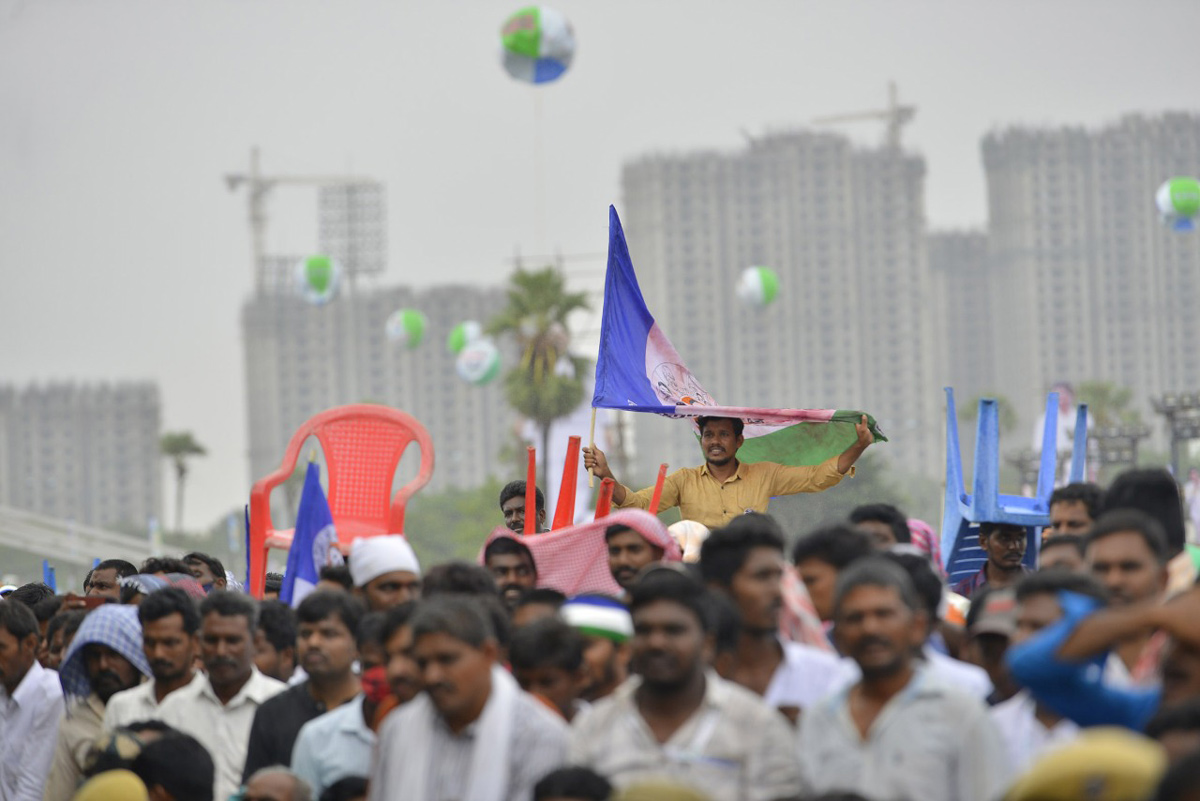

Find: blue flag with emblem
280;462;342;607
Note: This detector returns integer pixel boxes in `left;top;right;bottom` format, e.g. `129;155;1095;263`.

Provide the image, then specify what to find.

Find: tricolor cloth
592;206;886;465
350;535;422;588
59;605;151;698
479;509;680;597
561;596;633;643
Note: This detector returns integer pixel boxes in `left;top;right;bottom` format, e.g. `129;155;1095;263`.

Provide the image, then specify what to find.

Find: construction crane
812;82;917;151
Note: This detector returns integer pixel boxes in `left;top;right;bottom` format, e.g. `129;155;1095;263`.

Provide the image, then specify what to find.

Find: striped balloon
501;6;575;85
456;339;502;385
385;309;426;348
447;321;484;355
736;266;780;308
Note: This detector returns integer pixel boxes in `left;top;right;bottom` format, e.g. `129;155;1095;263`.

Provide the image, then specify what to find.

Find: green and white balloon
736;266;780;308
456;339;502;385
1157;177;1200;232
295;255;341;305
385;309;426;348
447;321;484;355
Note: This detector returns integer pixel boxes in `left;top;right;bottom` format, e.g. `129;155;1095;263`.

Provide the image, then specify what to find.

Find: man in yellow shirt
582;416;874;530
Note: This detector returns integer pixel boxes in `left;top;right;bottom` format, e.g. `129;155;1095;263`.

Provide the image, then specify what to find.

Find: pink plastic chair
248;404;435;598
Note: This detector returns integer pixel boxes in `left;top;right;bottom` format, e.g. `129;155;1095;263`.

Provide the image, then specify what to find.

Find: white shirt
797;667;1008;801
291;696;375;797
765;641;853;713
0;661;64;801
158;668;285;801
990;690;1079;774
103;671;205;730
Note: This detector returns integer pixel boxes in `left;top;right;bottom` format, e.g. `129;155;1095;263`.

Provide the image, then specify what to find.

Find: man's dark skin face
608;530;665;591
630;599;711;693
1086;531;1166;607
1047;500;1093;537
143;612;198;686
487;554;536;608
86;568;123;599
700;419;743;468
834;585;926;681
502;496;545;533
0;628;38;695
186;561;226;592
384;624;421;705
412;632;498;733
201;613;255;699
728;547;785;633
981;526;1027;576
84;643;141;703
1039;542;1086;573
298;613;358;682
252;629;294;683
360;571;421;612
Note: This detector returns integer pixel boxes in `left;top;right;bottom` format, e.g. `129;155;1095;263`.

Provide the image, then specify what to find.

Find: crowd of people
3;416;1200;801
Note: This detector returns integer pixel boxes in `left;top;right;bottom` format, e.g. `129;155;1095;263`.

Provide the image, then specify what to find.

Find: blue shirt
290;694;375;796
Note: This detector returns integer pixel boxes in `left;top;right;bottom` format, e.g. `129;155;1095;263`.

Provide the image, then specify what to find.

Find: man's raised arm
582;445;628;505
837;415;875;475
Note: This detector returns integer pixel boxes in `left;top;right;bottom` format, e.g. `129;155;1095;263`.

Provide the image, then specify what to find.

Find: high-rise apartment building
983;113;1200;426
928;231;994;402
620;131;944;483
0;382;161;530
242;283;515;495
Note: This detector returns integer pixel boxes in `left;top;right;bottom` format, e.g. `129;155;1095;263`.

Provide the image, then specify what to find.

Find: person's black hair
183;552;226;581
832;557;922;617
1083;509;1169;565
296;590;366;637
45;609;74;645
7;582;55;614
978;521;1029;540
499;480;546;513
849;503;911;544
320;776;368;801
410;594;496;649
1146;698;1200;740
509;617;584;672
83;720;178;778
1049;482;1104;521
138;587;201;634
514;587;567;611
1105;468;1186;557
127;719;176;736
711;591;742;655
699;513;786;587
883;551;944;625
31;594;62;625
422;561;499;597
1153;748;1200;801
1040;533;1086;558
482;537;538;576
264;572;285;595
198;590;259;631
140;556;193;576
0;598;39;641
380;602;418;647
132;733;215;801
627;566;715;633
356;611;387;652
318;564;353;590
695;415;744;438
533;767;612;801
255;600;296;653
1013;570;1109;605
791;523;874;569
603;523;637;544
85;559;138;592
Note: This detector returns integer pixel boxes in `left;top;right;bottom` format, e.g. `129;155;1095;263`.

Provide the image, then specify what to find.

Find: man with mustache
158;591;286;801
605;523;682;594
104;587;205;729
484;536;539;611
583;415;872;530
569;567;801;801
797;558;1007;801
699;514;845;724
350;535;422;613
499;480;548;534
951;521;1031;599
369;595;567;801
242;591;365;780
44;604;150;800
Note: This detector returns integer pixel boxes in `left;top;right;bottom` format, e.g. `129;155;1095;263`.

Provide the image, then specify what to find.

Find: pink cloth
907;518;945;578
479;509;680;597
779;567;833;652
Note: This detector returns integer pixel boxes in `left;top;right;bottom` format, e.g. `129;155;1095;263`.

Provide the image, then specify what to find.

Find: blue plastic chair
941;388;1089;588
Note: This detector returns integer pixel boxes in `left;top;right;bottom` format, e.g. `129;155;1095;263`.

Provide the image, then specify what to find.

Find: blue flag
280;463;342;607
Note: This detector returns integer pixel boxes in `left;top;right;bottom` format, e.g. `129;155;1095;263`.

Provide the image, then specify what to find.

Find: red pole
594;477;615;519
647;463;669;514
552;436;581;530
524;446;537;535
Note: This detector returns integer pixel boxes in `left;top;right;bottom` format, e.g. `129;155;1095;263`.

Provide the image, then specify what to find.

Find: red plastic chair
247;404;435;598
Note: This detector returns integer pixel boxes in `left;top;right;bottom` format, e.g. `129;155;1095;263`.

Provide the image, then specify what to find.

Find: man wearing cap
560;595;633;703
350;535;422;612
583;415;873;530
961;588;1021;706
606;523;682;594
44;605;151;801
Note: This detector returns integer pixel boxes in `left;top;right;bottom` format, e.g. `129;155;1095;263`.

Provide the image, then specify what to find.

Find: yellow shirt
615;456;852;529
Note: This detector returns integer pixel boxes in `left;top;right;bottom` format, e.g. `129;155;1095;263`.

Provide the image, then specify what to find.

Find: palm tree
487;266;590;488
1077;380;1142;427
160;431;207;533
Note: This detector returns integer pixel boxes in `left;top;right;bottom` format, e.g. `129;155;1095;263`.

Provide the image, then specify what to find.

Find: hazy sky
2;0;1196;531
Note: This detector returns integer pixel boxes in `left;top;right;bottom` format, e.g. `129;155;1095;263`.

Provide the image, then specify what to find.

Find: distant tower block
319;182;387;284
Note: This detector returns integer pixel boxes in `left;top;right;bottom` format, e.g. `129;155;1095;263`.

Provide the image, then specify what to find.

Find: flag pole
587;408;596;488
648;463;669;514
525;446;537;535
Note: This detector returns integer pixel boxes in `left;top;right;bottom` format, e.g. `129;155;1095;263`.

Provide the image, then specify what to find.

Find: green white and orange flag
592;206;886;466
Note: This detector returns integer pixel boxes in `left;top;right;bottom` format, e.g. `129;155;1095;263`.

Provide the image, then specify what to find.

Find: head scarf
58;605;151;698
349;536;422;588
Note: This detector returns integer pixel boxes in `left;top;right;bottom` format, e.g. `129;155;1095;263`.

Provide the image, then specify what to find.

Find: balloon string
534;92;545;252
